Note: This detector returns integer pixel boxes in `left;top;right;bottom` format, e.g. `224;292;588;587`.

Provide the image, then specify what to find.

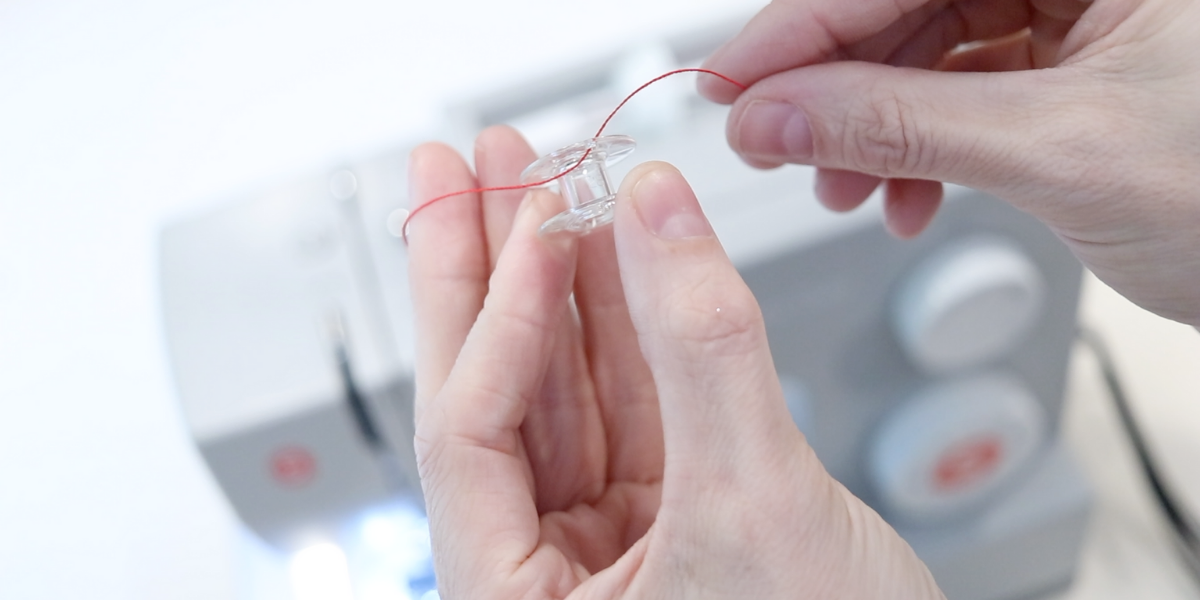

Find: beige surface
1046;273;1200;599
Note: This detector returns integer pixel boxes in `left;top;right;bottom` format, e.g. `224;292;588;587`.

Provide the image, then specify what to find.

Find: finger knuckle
488;299;560;351
841;86;932;176
663;274;766;358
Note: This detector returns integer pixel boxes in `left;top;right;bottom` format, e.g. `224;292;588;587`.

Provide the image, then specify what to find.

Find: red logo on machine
270;445;317;487
933;435;1004;492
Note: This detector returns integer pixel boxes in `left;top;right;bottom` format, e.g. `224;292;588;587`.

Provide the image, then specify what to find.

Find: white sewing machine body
160;20;1090;600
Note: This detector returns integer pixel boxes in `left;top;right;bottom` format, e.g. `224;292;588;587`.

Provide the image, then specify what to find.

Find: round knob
868;372;1047;523
892;235;1045;374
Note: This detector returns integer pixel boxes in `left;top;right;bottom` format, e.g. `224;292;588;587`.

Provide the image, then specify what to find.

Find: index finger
416;191;579;595
698;0;929;103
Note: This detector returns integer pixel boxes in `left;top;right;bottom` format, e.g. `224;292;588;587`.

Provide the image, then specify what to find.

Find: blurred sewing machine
159;16;1090;600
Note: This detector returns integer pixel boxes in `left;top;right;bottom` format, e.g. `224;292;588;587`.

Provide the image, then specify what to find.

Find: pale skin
409;0;1200;597
409;130;942;599
700;0;1200;325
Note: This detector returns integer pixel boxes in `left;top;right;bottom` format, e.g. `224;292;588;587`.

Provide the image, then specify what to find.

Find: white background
2;1;1200;599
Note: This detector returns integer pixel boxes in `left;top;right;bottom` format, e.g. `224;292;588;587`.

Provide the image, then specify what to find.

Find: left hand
407;125;943;599
407;125;666;599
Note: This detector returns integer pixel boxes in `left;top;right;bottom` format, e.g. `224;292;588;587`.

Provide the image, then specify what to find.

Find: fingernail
736;101;813;160
632;166;713;240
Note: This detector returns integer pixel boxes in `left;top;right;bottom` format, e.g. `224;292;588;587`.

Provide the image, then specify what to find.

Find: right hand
700;0;1200;325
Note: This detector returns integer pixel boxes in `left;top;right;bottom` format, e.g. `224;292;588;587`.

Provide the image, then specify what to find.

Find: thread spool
521;135;636;237
399;68;746;244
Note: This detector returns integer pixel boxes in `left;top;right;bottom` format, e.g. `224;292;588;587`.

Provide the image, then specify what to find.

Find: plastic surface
521;135;636;237
892;235;1046;374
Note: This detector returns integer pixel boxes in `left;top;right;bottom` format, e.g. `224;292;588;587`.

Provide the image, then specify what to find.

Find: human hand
407;125;944;599
700;0;1200;325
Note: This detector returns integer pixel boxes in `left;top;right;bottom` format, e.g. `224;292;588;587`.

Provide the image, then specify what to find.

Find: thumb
612;162;945;600
726;62;1055;196
612;161;809;487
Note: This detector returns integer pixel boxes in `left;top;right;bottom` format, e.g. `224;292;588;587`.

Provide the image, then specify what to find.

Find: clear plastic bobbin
521;135;637;238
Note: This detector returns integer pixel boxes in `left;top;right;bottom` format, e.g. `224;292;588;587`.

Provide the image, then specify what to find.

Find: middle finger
408;143;489;423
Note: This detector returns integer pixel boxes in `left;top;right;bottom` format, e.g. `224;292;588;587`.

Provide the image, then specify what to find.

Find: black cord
335;342;385;452
1078;327;1200;582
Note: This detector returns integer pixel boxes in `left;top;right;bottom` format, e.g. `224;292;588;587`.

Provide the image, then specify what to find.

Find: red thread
402;68;746;244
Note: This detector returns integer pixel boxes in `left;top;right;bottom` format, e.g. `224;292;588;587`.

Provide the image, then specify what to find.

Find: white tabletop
1048;274;1200;600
